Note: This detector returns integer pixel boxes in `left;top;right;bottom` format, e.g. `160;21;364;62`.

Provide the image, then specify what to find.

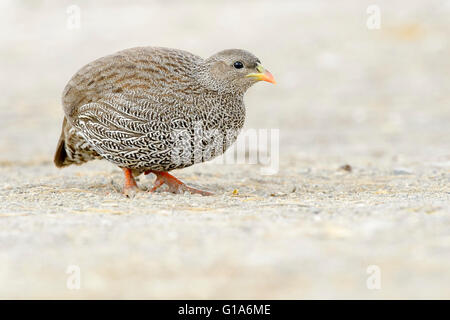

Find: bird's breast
186;94;246;161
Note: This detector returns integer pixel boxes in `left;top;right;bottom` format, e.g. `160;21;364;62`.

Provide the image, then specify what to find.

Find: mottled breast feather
63;47;246;171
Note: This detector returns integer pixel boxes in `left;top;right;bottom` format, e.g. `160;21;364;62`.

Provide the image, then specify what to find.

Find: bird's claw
123;185;140;198
146;170;213;196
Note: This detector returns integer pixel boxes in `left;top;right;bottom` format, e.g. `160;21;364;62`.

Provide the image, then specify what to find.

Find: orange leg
145;170;213;196
122;168;139;197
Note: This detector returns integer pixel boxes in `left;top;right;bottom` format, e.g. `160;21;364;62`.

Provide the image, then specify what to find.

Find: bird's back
63;46;204;118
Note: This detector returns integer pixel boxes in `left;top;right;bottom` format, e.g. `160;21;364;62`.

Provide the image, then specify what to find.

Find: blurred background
0;0;449;299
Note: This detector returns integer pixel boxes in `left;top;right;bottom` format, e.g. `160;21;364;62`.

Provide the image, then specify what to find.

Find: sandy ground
0;0;449;299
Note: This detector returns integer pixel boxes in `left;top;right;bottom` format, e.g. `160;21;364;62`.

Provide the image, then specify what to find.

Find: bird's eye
233;61;244;69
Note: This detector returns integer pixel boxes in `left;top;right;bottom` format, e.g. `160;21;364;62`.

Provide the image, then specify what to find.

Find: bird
53;46;275;196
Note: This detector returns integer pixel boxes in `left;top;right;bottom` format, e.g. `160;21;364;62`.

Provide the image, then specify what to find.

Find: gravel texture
0;0;449;299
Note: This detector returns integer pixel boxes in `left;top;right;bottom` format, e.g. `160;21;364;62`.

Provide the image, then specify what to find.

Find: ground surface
0;0;449;299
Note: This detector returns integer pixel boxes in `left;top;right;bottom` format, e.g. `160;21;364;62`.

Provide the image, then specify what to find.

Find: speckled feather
54;46;262;173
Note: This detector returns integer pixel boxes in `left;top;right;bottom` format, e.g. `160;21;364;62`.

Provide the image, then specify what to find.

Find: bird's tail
54;137;68;168
54;117;70;167
53;117;101;168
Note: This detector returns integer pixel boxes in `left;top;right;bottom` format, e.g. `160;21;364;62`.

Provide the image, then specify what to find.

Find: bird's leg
145;170;213;196
122;168;139;197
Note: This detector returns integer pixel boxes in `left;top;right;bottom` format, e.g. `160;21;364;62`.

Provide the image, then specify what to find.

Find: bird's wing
71;92;198;169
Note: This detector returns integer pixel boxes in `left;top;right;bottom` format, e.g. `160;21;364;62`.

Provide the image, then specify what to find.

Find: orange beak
246;64;276;84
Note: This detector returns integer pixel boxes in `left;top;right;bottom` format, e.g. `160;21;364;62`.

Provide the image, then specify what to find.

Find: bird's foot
145;170;213;196
122;168;140;198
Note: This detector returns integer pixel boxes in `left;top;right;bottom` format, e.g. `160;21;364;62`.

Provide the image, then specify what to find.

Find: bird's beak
246;64;276;84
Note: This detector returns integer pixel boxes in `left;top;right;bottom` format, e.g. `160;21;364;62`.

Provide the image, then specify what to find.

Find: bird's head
201;49;275;93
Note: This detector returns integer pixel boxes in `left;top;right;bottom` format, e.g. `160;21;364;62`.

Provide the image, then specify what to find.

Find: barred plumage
54;46;275;195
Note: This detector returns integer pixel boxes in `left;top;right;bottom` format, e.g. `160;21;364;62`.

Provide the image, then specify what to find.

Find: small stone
339;164;352;172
